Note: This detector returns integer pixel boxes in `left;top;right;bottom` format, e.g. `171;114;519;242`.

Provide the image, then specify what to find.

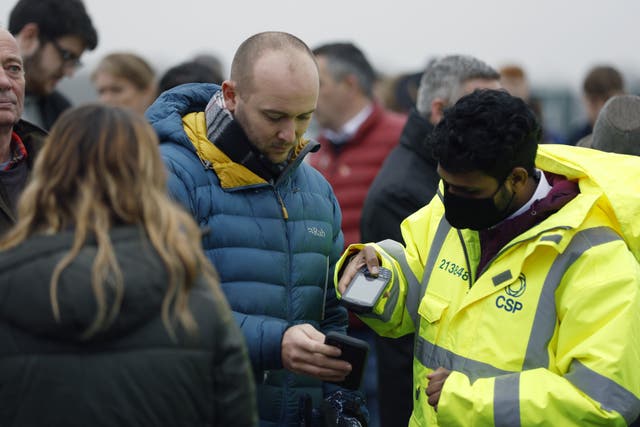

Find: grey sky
2;0;638;91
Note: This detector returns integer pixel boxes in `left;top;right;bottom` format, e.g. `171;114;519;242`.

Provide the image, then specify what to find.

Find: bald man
147;32;368;426
0;28;46;235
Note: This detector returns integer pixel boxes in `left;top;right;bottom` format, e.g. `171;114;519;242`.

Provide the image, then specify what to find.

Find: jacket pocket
417;293;448;347
416;294;449;372
418;294;448;323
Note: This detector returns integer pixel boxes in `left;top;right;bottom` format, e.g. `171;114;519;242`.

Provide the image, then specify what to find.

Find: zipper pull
276;192;288;220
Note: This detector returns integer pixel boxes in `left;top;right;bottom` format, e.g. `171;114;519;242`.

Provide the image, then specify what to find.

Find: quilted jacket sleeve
208;285;259;427
320;191;348;336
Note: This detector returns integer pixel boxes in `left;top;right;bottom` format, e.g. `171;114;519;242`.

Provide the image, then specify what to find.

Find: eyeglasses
49;39;82;69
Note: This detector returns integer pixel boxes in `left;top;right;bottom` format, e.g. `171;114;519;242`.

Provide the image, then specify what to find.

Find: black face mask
443;179;515;230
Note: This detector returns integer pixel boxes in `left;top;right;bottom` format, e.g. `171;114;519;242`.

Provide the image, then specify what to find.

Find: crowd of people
1;0;639;426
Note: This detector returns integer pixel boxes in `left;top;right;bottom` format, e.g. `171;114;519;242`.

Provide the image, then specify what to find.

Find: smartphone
324;331;369;390
340;266;391;313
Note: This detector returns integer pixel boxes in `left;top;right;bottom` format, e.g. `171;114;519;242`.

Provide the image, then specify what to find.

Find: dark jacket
147;84;351;427
0;226;257;427
0;120;47;236
360;109;437;244
37;90;72;130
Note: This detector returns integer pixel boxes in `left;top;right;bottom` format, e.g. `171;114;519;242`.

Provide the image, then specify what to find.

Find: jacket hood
536;144;640;261
146;83;221;153
0;226;169;343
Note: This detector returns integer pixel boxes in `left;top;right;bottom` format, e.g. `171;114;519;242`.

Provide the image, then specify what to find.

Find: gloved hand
319;390;368;427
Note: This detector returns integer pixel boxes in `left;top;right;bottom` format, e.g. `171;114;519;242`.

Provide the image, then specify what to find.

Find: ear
429;98;447;124
509;167;530;190
14;23;41;57
343;74;360;92
221;80;237;112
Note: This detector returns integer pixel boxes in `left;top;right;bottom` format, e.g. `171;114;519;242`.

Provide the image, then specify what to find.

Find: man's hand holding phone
324;332;369;390
281;324;351;383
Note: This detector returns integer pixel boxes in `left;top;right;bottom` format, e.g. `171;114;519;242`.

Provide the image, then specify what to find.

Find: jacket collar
182;112;318;189
0;120;47;223
321;102;374;145
399;108;436;165
13;119;47;168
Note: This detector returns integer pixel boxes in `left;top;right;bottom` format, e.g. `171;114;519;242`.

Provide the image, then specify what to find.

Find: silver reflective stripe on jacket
566;359;640;425
494;226;635;426
408;224;636;425
523;226;623;369
494;373;521;427
374;239;420;325
375;217;451;327
415;337;514;380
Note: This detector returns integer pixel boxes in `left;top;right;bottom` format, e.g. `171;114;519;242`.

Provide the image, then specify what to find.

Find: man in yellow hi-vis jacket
336;89;640;426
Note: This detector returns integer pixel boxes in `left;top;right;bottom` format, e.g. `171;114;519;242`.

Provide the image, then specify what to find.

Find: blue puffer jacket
147;84;350;426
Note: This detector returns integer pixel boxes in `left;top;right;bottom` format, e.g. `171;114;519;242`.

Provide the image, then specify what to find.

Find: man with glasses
0;27;47;235
8;0;98;130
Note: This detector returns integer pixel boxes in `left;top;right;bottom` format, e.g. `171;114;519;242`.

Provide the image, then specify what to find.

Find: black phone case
324;331;369;390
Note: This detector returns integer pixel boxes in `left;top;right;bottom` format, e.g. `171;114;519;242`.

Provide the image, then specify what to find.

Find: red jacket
310;103;406;247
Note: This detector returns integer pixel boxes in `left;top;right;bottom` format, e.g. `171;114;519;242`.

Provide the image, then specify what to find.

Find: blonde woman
0;104;257;426
92;52;157;115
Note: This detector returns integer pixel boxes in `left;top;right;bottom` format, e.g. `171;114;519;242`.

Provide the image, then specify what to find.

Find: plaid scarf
1;132;28;171
204;91;234;143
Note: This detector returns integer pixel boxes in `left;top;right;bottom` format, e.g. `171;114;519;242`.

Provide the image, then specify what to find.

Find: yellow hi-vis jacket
336;145;640;426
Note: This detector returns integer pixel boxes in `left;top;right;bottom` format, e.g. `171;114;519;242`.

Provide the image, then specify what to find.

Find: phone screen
341;267;390;312
344;274;387;303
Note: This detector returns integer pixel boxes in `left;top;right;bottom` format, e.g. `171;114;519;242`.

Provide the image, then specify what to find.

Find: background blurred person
362;54;501;243
566;64;625;145
499;64;565;144
310;41;406;247
0;27;47;237
375;70;423;114
577;94;640;155
0;104;257;427
158;60;222;94
91;52;157;115
360;54;500;427
499;64;530;100
8;0;98;129
309;42;407;425
192;53;226;82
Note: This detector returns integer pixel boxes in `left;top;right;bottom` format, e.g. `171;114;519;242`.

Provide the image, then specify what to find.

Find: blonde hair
92;52;156;92
0;104;218;339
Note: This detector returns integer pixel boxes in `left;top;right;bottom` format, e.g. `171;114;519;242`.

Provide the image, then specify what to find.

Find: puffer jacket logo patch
307;226;326;238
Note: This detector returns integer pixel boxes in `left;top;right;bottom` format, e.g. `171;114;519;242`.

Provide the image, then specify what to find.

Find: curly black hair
431;89;540;180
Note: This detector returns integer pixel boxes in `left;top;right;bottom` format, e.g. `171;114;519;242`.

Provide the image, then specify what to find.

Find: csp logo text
496;273;526;313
